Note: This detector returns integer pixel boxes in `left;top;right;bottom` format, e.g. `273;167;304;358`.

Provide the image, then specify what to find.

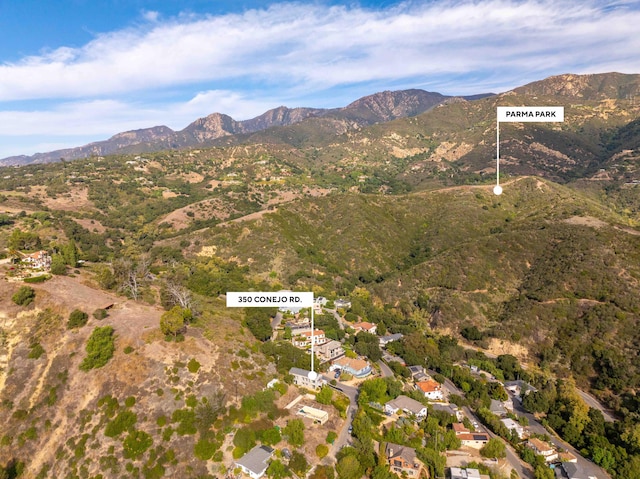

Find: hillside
1;72;640;478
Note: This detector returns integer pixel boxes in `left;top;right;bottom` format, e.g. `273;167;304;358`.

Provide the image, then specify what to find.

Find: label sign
227;291;314;308
497;106;564;122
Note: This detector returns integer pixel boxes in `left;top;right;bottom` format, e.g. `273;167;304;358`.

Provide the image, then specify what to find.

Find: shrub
123;430;153;459
123;346;134;354
28;343;45;359
80;326;115;371
316;444;329;458
24;275;50;283
67;309;89;329
194;438;218;461
93;308;108;320
187;358;201;373
124;396;136;408
12;286;35;306
104;410;137;437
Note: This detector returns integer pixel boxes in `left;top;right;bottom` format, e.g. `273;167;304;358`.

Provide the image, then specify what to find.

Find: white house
527;438;558;462
235;445;274;479
292;329;326;348
384;395;428;420
415;380;444;401
500;418;525;439
289;367;326;390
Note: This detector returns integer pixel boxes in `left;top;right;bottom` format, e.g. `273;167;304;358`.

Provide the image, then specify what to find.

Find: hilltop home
353;321;377;335
384;395;428;420
22;250;51;270
292;329;326;348
415;379;444;401
235;445;274;479
385;443;423;477
379;333;403;347
334;299;352;310
316;340;344;362
288;367;326;390
333;356;372;378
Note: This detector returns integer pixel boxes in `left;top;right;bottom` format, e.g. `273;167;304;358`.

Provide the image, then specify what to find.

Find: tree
12;286;35;306
50;254;67;275
316;444;329;458
160;306;186;338
8;229;41;250
289;450;308;475
336;455;362;479
283;419;305;447
480;438;507;459
534;465;555;479
267;460;289;479
162;280;195;311
316;385;333;405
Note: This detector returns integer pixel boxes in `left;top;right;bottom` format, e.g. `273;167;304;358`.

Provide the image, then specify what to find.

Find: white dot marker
493;185;503;196
308;371;318;381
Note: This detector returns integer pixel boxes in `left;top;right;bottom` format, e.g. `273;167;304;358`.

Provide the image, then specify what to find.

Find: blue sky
0;0;639;159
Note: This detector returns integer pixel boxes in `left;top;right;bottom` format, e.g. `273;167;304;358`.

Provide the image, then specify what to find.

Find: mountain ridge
0;90;489;166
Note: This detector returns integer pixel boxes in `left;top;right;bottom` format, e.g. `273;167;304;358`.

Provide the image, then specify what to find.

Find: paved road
378;360;394;378
323;377;359;455
576;388;615;423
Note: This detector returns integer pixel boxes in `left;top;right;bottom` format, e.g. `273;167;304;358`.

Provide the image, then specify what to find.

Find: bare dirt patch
41;187;95;212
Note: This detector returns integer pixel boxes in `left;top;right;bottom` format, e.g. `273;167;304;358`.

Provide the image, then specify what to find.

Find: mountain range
0;90;491;166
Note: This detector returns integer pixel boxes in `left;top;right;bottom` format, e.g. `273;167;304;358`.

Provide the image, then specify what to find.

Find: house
504;380;537;400
489;399;507;417
384;395;428;420
500;418;525;439
379;333;403;347
452;424;490;448
458;432;490;449
415;379;444;401
334;299;352;310
353;321;377;335
527;438;558;462
292;329;326;348
235;445;274;479
431;403;463;421
265;379;280;390
562;462;588;479
316;340;344;362
297;406;329;425
385;443;423;477
285;319;310;332
333;356;372;378
289;367;326;390
313;296;328;312
453;423;469;435
408;365;430;382
450;468;482;479
558;451;577;463
22;250;51;270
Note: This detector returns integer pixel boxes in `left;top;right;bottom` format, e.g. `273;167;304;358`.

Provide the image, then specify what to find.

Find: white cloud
0;1;638;101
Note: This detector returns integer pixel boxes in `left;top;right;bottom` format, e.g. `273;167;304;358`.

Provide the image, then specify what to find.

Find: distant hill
0;90;488;166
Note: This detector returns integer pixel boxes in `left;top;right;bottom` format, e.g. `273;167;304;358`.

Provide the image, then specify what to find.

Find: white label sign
497;106;564;122
227;291;314;308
